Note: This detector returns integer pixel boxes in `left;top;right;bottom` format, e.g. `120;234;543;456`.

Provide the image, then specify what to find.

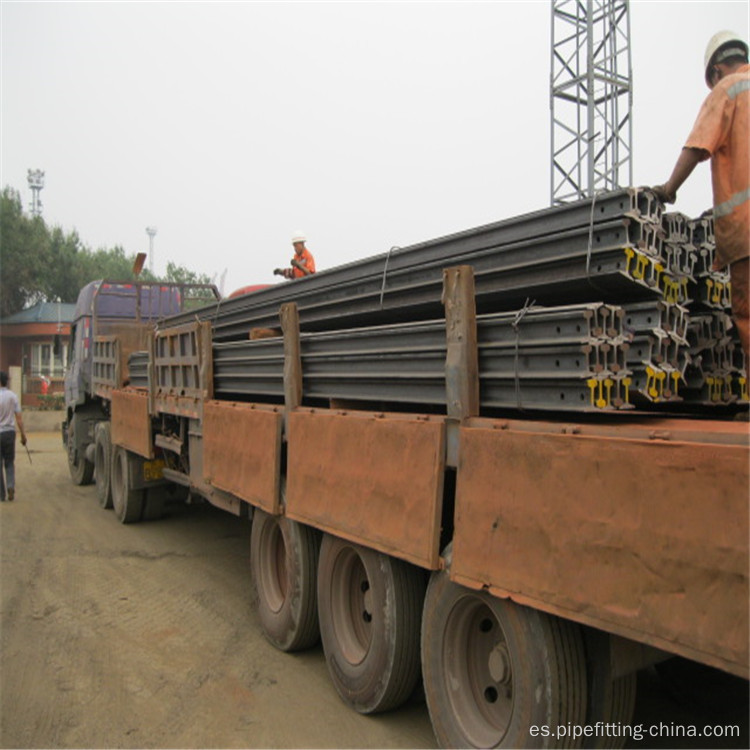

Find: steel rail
162;188;662;338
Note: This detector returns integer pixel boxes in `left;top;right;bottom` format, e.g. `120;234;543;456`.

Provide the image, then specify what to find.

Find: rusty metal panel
110;389;153;459
93;336;120;399
202;400;282;514
286;409;445;569
452;423;749;677
93;322;151;388
153;321;212;418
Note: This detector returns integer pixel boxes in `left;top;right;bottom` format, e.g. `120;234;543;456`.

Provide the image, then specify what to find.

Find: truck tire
111;445;144;524
142;486;167;521
67;415;94;486
317;534;425;714
583;631;636;749
250;509;320;652
94;422;113;509
421;552;587;749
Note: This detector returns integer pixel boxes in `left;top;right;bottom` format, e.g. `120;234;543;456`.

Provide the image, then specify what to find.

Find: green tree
1;183;217;316
164;260;212;286
0;188;49;317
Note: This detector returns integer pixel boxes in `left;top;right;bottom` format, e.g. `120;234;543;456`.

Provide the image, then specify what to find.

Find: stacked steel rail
208;304;632;412
139;187;746;415
621;211;746;407
161;187;666;338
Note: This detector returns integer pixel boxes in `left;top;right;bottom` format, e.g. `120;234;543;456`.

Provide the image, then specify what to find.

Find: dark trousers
1;430;16;500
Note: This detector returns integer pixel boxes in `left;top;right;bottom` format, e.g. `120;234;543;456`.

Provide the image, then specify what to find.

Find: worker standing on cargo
0;371;27;502
274;231;317;280
653;31;749;356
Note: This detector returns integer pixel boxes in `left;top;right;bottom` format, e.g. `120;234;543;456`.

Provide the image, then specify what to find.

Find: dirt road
1;433;747;749
0;433;435;749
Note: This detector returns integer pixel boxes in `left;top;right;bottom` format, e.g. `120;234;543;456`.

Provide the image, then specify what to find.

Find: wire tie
512;298;536;409
379;246;400;309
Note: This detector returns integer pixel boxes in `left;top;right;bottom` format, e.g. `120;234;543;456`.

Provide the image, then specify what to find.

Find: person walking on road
274;231;317;280
652;31;749;356
0;371;27;502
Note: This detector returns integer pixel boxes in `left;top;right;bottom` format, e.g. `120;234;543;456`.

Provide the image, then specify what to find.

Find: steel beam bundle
160;188;672;341
142;188;747;415
681;312;746;406
615;211;748;409
621;300;690;405
210;303;634;412
661;211;732;312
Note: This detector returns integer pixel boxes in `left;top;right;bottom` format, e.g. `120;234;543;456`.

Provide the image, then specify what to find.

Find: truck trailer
64;189;749;748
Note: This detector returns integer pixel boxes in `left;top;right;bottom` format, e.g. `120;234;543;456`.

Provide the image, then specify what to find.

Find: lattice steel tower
550;0;633;205
27;169;45;217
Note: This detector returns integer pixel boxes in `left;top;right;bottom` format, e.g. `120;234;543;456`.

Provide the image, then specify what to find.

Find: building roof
1;301;76;325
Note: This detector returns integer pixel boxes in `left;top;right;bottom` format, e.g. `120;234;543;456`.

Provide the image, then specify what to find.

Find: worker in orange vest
274;231;317;280
652;31;749;356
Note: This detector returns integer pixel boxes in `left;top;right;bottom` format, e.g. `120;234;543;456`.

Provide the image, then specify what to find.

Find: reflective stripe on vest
715;187;750;219
727;78;750;99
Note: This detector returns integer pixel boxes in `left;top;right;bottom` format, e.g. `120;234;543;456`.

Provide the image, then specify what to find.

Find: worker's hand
651;184;677;204
291;258;304;270
20;435;27;447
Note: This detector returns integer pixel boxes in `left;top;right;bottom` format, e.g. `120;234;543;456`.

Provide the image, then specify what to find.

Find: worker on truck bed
653;31;749;356
274;231;316;280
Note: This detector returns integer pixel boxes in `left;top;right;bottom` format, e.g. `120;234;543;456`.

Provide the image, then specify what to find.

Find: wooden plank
286;409;445;569
202;400;282;514
442;266;479;420
110;389;153;459
452;423;750;677
281;303;302;417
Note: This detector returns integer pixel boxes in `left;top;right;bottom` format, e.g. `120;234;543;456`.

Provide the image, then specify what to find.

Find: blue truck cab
63;279;219;485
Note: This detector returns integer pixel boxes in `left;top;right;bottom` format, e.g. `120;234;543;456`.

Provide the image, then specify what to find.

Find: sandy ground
1;433;747;749
0;433;435;749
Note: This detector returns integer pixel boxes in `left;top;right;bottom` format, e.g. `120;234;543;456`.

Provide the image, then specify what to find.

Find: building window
28;342;68;377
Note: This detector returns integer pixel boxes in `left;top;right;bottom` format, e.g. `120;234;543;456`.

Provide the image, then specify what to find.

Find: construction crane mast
550;0;633;205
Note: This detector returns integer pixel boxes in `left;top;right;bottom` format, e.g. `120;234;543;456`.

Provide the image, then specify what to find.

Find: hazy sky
2;1;748;296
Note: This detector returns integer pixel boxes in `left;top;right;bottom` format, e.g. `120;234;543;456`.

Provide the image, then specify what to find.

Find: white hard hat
291;230;306;244
704;31;748;87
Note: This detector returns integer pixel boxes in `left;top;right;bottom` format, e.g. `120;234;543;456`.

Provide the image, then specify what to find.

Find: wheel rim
329;547;372;666
259;520;287;614
443;594;513;747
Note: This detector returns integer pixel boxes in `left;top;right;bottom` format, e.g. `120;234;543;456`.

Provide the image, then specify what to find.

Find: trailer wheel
94;422;113;509
67;415;94;486
141;486;167;521
110;445;144;524
317;534;425;714
250;509;320;652
583;631;636;749
421;556;587;748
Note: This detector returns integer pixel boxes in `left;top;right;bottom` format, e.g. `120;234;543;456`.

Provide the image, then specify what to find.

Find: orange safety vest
291;247;316;279
685;63;750;267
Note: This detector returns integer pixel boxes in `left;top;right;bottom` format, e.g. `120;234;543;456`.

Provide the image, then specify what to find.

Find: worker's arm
15;412;26;446
291;258;313;276
652;146;708;203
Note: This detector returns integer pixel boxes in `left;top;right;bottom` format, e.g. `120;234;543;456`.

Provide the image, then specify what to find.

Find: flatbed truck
63;200;749;748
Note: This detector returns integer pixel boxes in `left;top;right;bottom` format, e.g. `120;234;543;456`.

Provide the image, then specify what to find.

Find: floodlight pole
146;226;158;275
